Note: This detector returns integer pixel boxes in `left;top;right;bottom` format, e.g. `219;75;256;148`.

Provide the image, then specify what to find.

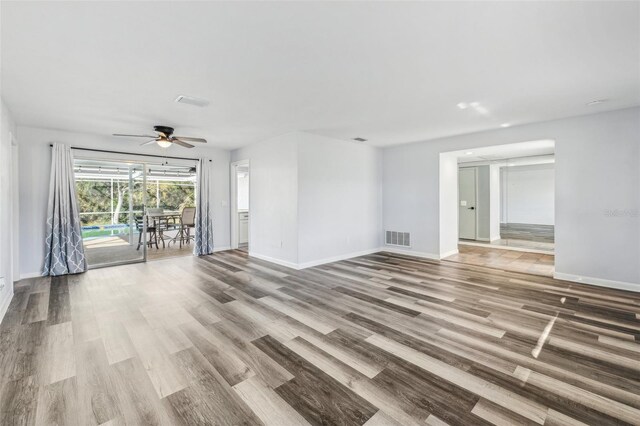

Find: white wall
231;133;299;267
476;165;490;240
231;131;382;268
0;99;18;321
17;126;231;278
489;164;501;241
502;163;555;225
384;107;640;287
297;133;381;266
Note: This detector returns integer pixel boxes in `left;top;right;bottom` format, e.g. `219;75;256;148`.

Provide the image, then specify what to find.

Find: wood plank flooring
1;250;639;425
446;245;555;277
500;223;555;243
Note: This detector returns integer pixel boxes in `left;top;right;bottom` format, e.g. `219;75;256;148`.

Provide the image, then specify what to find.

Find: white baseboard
378;246;441;260
250;247;396;270
20;271;41;280
297;248;381;269
439;249;459;259
213;246;232;253
554;272;640;293
248;252;300;270
476;238;491;242
490;236;501;242
0;289;14;325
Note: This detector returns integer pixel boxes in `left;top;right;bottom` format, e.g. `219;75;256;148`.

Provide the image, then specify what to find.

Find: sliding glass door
74;159;147;268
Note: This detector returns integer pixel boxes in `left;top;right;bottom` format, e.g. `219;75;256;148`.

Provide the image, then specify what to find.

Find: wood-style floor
446;245;555;277
500;223;555;244
1;250;639;425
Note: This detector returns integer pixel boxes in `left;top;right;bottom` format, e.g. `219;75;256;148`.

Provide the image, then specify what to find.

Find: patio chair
155;215;177;248
178;207;196;248
135;215;159;250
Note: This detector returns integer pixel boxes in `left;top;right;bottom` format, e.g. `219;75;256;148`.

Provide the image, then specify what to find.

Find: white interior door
459;167;477;240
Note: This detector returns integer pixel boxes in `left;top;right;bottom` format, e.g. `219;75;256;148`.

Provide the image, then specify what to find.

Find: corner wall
231;133;300;267
231;132;382;269
297;133;382;267
384;107;640;288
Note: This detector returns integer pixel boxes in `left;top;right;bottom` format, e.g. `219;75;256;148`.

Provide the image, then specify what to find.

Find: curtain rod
48;144;211;162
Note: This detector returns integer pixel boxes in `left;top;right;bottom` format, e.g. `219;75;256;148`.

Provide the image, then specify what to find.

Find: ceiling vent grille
175;95;210;107
385;231;411;247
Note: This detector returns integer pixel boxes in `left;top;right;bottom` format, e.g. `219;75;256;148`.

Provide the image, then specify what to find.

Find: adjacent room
0;2;638;425
446;140;556;276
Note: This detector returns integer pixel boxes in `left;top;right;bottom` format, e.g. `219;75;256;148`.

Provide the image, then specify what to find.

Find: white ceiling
2;1;639;150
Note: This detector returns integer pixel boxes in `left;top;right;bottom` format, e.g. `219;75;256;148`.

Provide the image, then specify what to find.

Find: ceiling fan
113;125;207;148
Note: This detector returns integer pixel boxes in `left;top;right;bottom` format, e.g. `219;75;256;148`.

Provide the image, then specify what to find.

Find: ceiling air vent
353;137;367;142
385;231;411;247
175;95;210;107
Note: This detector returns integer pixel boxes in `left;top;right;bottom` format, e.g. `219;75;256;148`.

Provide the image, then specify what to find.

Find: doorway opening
230;160;250;252
74;158;197;268
440;140;556;276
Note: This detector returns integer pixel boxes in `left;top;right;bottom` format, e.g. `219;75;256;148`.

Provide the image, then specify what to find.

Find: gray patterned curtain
194;158;214;255
43;143;87;276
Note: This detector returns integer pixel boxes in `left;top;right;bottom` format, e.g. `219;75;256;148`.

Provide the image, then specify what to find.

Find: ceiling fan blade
113;133;157;138
140;139;158;146
172;139;195;148
173;136;207;143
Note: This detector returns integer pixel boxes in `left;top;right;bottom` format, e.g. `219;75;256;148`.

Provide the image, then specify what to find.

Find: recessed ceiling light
586;99;607;106
500;123;511;128
469;102;480;108
457;102;468;109
466;151;473;155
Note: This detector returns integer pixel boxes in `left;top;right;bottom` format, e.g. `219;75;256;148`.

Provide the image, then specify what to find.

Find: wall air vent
174;95;210;107
385;231;411;247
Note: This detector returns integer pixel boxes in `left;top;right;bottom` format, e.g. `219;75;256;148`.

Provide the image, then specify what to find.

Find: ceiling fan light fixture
157;139;172;148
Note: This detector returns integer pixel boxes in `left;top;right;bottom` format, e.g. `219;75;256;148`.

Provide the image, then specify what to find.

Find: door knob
468;207;475;210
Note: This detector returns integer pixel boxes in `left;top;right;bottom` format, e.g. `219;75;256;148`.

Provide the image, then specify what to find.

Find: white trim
554;272;640;293
439;249;459;259
248;252;300;270
458;240;553;255
379;247;441;260
20;271;41;280
297;248;381;270
213;246;232;253
489;236;501;242
476;237;491;242
250;247;398;270
0;289;13;324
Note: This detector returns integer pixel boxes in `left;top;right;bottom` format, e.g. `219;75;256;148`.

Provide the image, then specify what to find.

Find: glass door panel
74;159;147;268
